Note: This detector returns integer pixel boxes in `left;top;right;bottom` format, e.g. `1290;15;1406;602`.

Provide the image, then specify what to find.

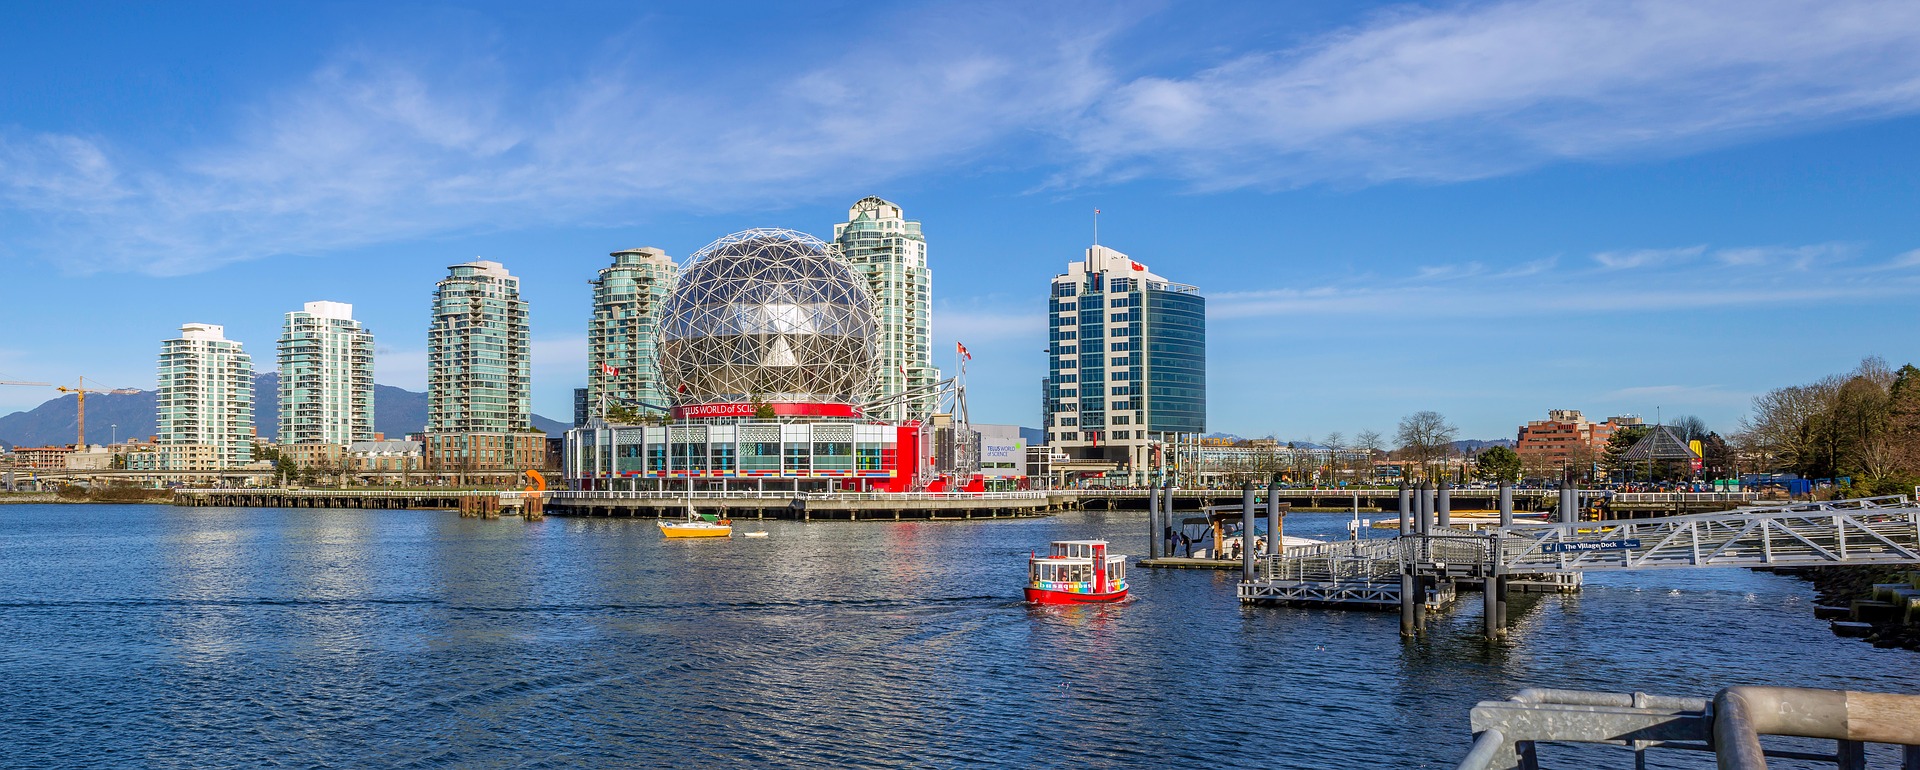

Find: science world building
564;228;979;493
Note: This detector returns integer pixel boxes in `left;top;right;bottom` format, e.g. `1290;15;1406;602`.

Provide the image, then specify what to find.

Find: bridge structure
1232;481;1920;641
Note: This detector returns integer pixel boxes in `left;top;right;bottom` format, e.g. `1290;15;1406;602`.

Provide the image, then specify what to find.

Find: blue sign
1543;539;1641;554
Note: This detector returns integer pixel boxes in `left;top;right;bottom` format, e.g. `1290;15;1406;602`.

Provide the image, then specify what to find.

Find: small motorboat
659;512;732;538
1026;540;1128;604
742;531;769;539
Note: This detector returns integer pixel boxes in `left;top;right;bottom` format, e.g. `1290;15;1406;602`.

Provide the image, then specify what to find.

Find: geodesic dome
658;228;878;406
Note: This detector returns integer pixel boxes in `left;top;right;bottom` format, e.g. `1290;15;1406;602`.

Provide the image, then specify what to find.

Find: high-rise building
427;260;531;434
277;301;374;446
156;323;255;470
586;247;677;421
1043;246;1205;485
833;196;938;421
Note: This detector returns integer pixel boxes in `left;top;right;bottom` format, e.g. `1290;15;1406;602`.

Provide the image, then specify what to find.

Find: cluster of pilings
1144;481;1287;568
1396;481;1586;640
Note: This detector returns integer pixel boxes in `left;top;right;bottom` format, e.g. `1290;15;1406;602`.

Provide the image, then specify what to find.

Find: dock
544;490;1065;520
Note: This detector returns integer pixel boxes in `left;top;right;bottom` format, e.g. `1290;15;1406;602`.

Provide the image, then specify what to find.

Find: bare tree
1395;411;1458;482
1322;431;1345;483
1355;430;1384;483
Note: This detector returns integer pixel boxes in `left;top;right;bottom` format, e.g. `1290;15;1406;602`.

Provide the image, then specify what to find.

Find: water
0;504;1914;769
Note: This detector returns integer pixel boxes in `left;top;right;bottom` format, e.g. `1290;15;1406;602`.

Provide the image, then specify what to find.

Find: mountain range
0;373;567;448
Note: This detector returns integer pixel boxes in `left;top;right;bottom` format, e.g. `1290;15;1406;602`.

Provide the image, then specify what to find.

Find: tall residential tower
832;197;938;421
586;247;677;421
427;260;531;433
278;301;374;445
156;323;255;470
1044;246;1205;485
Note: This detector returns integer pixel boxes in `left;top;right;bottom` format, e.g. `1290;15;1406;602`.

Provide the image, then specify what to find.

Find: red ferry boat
1025;540;1129;604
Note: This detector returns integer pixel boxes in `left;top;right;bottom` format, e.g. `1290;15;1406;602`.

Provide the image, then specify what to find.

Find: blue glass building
1044;246;1205;485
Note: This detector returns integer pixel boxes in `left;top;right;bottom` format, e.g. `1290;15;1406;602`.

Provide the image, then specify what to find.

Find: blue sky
4;0;1920;441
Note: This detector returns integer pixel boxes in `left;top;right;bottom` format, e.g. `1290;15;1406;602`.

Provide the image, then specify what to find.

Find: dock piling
1498;481;1513;527
1438;483;1452;529
1397;484;1411;535
1266;480;1282;558
1401;571;1417;637
1147;482;1163;559
1241;481;1256;580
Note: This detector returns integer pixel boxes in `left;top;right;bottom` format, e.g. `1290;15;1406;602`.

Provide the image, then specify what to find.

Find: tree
1395;411;1457;482
605;404;641;424
1602;425;1650;481
1475;446;1522;483
1354;430;1385;483
1322;431;1345;483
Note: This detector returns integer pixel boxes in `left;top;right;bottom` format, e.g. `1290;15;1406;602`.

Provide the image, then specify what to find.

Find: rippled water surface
1;504;1916;769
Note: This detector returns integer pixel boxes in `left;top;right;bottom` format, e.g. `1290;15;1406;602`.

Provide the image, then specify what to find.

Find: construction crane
55;378;141;447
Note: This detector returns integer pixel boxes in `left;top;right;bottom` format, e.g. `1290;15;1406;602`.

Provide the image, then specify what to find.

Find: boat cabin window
1031;561;1094;584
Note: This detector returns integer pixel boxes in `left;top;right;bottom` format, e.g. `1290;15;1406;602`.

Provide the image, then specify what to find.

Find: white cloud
1593;246;1705;270
1212;242;1920;322
0;9;1119;276
6;1;1920;274
1066;0;1920;187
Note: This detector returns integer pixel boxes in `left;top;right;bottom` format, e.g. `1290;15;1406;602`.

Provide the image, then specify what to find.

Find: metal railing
1496;498;1920;573
1403;527;1492;567
1260;539;1402;583
1612;491;1761;503
1458;686;1920;770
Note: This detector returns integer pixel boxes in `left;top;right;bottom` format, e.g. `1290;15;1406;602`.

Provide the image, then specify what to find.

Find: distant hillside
1453;439;1516;452
0;391;156;448
0;374;567;447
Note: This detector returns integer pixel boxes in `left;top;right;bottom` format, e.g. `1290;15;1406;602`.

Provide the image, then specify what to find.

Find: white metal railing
1260;539;1402;583
1497;496;1920;573
1611;491;1761;503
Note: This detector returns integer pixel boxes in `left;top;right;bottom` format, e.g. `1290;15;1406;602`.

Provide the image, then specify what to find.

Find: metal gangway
1493;495;1920;574
1240;495;1920;639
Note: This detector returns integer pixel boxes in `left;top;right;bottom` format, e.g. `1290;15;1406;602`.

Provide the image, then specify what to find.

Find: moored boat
659;513;733;538
1026;540;1128;604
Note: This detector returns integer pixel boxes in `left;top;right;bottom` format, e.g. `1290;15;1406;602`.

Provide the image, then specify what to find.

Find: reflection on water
0;504;1913;768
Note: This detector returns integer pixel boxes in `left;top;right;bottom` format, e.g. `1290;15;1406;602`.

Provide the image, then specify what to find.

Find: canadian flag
1130;261;1145;271
956;342;971;361
599;363;619;375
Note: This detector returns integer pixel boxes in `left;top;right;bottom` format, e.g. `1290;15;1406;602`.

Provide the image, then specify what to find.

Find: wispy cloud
1598;384;1752;408
1593;246;1705;270
6;1;1920;275
1066;0;1920;188
0;7;1122;276
1213;241;1920;322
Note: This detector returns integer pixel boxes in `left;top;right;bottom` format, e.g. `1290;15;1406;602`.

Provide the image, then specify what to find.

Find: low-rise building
1515;410;1643;475
425;432;548;482
282;442;346;471
346;440;423;473
14;446;74;471
124;450;161;471
157;443;219;472
64;446;113;470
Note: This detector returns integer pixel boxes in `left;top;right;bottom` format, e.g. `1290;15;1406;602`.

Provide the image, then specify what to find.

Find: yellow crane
55;378;141;447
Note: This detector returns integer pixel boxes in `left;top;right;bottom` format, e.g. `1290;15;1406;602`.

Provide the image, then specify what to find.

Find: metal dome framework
657;228;879;408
